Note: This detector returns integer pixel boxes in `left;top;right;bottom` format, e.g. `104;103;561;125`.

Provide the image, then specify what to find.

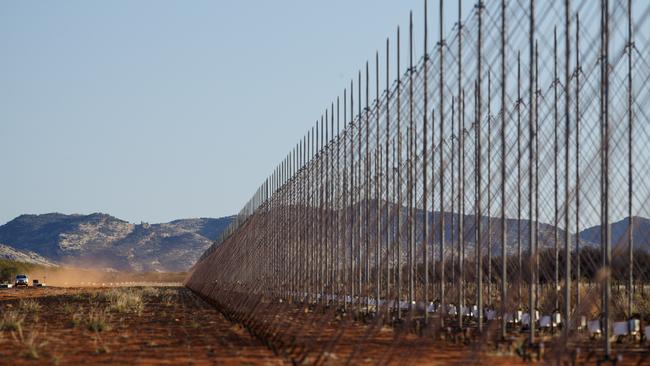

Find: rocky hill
0;243;55;266
0;213;233;272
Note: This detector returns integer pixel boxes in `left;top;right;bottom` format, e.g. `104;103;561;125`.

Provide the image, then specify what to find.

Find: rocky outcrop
0;213;233;272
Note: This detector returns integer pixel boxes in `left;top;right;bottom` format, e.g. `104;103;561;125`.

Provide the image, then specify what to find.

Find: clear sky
1;1;471;225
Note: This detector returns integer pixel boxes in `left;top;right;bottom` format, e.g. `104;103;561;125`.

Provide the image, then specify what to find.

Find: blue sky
0;1;469;225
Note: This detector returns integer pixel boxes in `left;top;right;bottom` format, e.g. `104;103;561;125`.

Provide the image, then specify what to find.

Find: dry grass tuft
161;289;177;307
19;299;42;313
1;310;25;332
67;311;83;329
141;287;161;298
12;327;48;360
101;288;144;314
86;307;110;332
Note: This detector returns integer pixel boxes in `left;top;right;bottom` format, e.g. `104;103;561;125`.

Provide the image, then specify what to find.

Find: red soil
0;287;287;365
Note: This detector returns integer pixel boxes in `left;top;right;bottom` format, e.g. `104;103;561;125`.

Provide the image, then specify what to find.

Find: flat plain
0;286;287;365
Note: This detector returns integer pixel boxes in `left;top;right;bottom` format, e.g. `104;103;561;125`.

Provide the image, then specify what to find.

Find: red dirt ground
0;286;287;365
1;287;647;365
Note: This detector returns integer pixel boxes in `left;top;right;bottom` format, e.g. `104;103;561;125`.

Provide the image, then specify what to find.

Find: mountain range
0;213;233;272
0;211;646;272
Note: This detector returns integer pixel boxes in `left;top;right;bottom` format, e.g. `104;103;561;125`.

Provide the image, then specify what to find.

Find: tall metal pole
325;108;330;300
528;0;536;344
316;116;325;303
601;0;611;357
376;51;381;313
365;61;371;313
337;96;341;306
343;88;348;310
309;127;314;302
331;102;335;302
451;96;456;293
350;80;356;308
517;51;522;307
575;13;581;312
499;0;507;340
563;0;572;336
553;27;560;312
396;26;403;321
534;41;540;314
487;71;492;306
327;102;336;302
457;0;465;329
477;0;484;333
408;11;415;315
438;0;446;320
457;0;464;330
358;70;362;310
350;81;355;307
422;0;429;324
626;0;634;319
385;37;391;315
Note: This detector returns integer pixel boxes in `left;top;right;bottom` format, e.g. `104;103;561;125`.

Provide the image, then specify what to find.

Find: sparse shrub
66;312;83;328
110;290;144;314
71;293;86;301
141;287;160;298
92;332;110;354
12;327;47;360
1;310;24;331
161;289;176;307
97;288;144;314
62;303;75;314
86;307;110;332
19;299;41;313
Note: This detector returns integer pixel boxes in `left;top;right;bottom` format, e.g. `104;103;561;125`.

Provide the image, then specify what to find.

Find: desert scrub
71;293;87;301
86;307;110;332
19;299;41;313
12;327;48;360
98;288;144;314
66;312;83;328
109;289;144;314
141;286;161;298
62;303;76;314
161;289;177;307
1;310;25;331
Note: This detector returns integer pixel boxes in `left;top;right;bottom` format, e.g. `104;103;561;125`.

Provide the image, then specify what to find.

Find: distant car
14;274;29;287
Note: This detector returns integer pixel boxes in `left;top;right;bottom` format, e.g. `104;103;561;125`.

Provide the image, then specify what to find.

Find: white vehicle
14;274;29;287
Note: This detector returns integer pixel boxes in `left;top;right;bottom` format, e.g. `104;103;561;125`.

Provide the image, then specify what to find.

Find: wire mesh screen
187;0;650;363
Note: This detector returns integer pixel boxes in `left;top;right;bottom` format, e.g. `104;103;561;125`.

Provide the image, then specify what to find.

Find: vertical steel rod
477;0;484;333
517;51;522;307
358;70;362;310
500;0;507;339
553;27;560;312
564;0;572;336
365;61;370;313
602;0;611;357
528;0;536;344
376;50;381;313
396;25;403;321
408;11;415;315
575;13;581;313
423;0;429;324
385;37;391;316
487;70;492;306
627;0;634;319
457;0;464;330
438;0;446;320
